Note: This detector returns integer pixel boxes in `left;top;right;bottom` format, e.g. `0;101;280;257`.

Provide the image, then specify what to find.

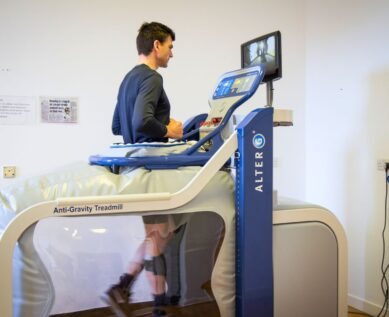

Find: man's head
137;22;175;68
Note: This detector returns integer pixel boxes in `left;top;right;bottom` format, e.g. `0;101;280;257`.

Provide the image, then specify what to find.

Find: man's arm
133;73;183;140
132;74;169;138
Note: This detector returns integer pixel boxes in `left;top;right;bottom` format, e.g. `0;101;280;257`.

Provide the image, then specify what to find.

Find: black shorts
142;214;169;224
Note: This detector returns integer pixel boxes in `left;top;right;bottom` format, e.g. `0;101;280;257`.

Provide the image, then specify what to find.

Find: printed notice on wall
40;97;78;123
0;96;36;125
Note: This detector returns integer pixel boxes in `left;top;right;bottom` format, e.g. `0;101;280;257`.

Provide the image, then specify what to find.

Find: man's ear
153;40;161;51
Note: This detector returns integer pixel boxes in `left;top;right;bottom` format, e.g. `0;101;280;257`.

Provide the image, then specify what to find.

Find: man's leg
102;240;146;316
144;223;172;316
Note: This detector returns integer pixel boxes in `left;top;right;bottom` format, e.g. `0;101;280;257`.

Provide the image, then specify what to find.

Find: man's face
156;35;174;68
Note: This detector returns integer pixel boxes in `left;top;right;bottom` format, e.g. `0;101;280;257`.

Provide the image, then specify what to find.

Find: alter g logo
253;133;265;149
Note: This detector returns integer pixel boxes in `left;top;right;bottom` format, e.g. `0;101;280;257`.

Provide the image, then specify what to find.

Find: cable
377;166;389;317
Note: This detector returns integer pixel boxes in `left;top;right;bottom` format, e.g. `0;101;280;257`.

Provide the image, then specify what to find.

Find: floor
51;305;373;317
348;306;372;316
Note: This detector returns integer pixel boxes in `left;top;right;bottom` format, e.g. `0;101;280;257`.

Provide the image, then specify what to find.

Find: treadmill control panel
200;66;264;143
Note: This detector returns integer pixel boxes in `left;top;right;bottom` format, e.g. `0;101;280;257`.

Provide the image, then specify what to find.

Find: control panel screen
213;71;258;99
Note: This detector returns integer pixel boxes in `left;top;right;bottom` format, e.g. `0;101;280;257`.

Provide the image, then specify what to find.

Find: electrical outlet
377;159;389;171
2;166;16;178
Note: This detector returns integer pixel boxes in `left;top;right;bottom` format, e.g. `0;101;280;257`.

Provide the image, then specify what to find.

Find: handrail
0;131;238;317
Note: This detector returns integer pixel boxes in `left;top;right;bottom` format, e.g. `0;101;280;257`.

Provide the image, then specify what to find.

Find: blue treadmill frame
235;107;273;317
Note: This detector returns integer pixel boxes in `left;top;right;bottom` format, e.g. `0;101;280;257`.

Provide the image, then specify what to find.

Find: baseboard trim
349;293;388;316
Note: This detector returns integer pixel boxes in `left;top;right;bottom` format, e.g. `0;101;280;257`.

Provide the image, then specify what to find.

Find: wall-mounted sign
40;96;78;123
0;96;36;125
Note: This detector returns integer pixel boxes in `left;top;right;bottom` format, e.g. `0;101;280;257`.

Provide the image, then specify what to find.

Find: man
111;22;183;144
104;22;183;317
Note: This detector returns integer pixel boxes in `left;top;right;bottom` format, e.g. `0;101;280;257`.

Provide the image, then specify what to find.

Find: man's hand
165;118;183;139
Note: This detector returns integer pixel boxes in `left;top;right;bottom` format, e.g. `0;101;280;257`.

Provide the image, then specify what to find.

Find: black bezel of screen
240;31;282;83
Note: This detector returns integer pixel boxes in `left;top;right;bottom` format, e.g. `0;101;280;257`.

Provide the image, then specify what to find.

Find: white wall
305;0;389;315
0;0;307;199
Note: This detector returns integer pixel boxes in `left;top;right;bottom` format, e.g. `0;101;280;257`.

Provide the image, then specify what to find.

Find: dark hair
136;22;175;56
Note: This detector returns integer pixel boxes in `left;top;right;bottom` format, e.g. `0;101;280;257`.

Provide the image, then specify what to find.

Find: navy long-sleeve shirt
112;64;170;144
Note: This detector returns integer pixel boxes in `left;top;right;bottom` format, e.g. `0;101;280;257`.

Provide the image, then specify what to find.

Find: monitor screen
213;72;258;99
241;31;282;83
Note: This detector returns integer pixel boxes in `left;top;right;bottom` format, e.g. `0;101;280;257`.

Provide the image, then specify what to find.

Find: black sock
169;295;180;305
153;293;167;306
119;273;134;288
